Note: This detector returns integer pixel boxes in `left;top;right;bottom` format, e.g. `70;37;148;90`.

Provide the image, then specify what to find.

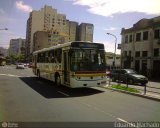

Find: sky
0;0;160;54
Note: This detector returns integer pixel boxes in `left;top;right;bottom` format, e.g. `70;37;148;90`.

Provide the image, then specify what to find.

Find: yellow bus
32;41;107;88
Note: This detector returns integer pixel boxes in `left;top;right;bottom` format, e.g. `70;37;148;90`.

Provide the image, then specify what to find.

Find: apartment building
68;21;78;42
0;47;7;57
78;23;94;42
34;30;67;51
121;16;160;79
26;5;94;60
26;5;68;56
9;38;26;56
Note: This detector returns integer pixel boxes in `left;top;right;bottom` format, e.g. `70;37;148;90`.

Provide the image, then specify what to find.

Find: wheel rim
56;76;61;86
37;71;40;78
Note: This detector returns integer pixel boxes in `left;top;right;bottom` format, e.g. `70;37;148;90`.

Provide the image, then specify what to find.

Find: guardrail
106;76;160;96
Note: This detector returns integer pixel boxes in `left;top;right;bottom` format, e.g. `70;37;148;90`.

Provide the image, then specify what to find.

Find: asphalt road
0;65;160;126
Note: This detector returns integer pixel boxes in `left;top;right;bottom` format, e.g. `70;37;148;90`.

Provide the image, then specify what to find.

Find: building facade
0;47;7;57
34;30;67;51
9;38;26;56
78;23;94;42
105;52;121;70
26;5;68;57
68;21;78;42
121;16;160;79
26;5;94;59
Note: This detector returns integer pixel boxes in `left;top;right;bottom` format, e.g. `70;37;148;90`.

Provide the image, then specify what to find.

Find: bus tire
37;70;40;78
55;75;61;86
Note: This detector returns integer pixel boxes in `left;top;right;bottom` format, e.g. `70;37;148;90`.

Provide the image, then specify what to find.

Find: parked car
28;63;32;68
16;63;25;69
106;70;111;77
110;69;148;85
23;63;28;67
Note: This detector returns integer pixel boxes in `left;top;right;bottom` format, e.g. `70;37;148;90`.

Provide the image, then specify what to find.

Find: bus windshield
70;49;106;72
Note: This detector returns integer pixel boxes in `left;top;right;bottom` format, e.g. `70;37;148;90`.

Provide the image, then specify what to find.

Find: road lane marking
117;118;128;123
0;73;32;78
77;100;118;119
117;118;135;127
57;91;70;97
0;74;21;77
75;99;134;126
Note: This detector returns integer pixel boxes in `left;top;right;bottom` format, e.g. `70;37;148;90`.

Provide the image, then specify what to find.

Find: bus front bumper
70;77;107;88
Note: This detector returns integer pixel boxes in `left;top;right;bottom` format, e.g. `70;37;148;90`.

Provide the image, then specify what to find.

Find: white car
16;63;25;69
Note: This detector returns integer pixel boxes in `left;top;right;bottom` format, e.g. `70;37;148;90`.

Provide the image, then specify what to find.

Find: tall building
26;5;94;59
68;21;78;42
34;30;67;51
121;16;160;79
26;5;68;56
0;47;7;57
78;23;94;42
9;38;26;56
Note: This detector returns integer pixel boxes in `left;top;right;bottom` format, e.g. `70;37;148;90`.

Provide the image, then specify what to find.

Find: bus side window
42;52;45;63
50;50;55;63
55;48;62;63
39;53;43;62
48;51;52;63
45;52;48;63
37;53;40;62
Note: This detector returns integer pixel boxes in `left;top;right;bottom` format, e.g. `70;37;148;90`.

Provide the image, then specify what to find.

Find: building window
136;32;141;41
108;57;113;59
48;34;51;38
143;31;148;40
154;48;159;57
129;34;133;42
142;51;148;57
124;51;127;57
129;51;131;56
135;51;140;57
154;29;160;39
125;35;128;43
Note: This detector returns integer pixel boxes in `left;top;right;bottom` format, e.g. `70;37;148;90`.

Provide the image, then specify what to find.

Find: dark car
110;69;148;85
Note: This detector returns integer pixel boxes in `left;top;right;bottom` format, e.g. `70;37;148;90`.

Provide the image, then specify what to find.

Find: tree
9;53;25;63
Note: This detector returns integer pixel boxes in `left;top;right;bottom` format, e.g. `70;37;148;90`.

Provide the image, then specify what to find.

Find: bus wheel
55;75;61;86
37;70;40;78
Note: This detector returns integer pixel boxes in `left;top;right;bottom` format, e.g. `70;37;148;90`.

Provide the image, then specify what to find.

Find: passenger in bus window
51;56;55;63
72;63;78;71
79;62;85;71
91;55;99;70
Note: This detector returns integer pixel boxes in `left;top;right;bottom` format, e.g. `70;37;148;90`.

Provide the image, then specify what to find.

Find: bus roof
33;41;104;54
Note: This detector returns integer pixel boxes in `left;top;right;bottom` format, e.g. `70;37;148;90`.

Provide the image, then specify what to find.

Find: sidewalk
103;79;160;101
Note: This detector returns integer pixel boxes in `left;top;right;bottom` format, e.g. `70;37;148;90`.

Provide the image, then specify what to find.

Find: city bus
32;41;107;88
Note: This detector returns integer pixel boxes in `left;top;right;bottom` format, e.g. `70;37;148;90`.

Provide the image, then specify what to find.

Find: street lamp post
106;32;117;69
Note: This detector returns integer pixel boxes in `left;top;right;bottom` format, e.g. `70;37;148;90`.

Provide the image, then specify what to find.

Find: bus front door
63;51;70;84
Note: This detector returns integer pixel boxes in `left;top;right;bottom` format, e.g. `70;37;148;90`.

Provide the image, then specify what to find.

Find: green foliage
111;85;140;93
9;54;25;62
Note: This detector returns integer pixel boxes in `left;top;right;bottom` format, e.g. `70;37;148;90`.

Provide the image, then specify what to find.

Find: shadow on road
20;77;104;99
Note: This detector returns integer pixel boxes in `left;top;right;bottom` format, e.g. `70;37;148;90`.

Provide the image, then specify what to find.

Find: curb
102;86;160;102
